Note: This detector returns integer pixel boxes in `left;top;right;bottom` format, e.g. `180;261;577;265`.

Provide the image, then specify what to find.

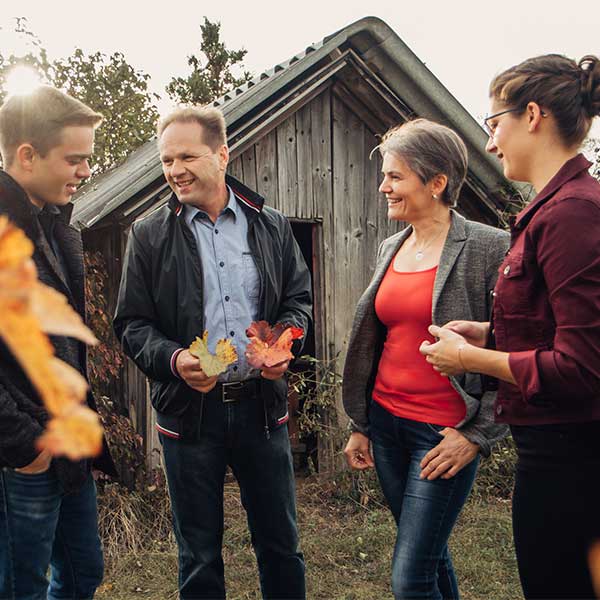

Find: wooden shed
73;17;509;470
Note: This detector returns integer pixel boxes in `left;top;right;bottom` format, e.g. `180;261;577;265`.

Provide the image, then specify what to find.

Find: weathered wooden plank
308;90;338;474
332;96;353;366
345;105;367;294
364;127;381;276
276;114;299;217
254;129;279;209
241;145;258;192
228;155;244;183
332;81;387;136
295;103;313;219
145;379;161;470
310;90;333;358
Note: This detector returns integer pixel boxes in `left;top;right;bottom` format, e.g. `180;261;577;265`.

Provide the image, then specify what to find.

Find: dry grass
96;476;520;600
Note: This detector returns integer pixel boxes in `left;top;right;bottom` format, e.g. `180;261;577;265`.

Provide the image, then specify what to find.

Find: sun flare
4;65;42;97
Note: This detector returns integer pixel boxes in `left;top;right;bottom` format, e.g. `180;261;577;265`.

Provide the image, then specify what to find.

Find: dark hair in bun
489;53;600;147
578;55;600;118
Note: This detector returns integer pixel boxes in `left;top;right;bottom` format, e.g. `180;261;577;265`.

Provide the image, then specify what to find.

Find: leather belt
207;379;260;403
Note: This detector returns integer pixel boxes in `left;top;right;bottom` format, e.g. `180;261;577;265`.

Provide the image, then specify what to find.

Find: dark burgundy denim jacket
493;154;600;425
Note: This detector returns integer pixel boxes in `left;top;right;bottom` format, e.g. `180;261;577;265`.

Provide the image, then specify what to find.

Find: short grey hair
376;119;468;207
157;105;226;151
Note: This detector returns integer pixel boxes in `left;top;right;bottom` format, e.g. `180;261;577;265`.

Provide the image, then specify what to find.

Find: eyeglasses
482;108;523;137
483;107;548;137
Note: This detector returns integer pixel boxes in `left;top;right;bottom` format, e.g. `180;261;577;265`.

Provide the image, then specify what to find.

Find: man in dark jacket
114;106;312;600
0;86;114;600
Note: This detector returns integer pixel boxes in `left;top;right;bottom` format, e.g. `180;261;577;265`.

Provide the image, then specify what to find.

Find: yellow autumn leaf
590;542;600;598
49;357;89;409
37;404;103;460
0;217;34;269
0;305;68;415
0;258;37;300
31;284;98;346
189;330;238;377
0;217;103;458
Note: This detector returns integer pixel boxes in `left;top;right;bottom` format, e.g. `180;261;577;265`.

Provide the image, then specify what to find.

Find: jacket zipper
249;221;271;440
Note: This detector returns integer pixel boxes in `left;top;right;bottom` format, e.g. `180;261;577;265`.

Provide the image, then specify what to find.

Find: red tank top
372;262;465;426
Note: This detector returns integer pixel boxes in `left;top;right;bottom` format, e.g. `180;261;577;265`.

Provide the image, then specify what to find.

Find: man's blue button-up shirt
184;187;261;382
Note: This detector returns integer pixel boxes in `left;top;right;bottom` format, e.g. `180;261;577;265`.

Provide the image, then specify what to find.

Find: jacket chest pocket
495;253;532;315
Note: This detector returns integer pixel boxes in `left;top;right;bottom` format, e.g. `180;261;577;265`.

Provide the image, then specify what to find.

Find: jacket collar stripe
234;191;261;213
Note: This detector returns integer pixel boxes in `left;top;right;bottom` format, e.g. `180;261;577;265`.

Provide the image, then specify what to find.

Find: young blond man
0;86;114;600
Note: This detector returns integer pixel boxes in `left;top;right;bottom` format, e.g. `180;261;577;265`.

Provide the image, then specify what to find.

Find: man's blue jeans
160;391;305;600
0;468;103;600
369;400;479;600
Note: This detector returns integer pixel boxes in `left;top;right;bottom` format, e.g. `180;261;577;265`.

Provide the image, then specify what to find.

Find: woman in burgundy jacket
421;54;600;599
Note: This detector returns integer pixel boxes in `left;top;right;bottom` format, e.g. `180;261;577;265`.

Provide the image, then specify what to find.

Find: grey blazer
342;210;510;456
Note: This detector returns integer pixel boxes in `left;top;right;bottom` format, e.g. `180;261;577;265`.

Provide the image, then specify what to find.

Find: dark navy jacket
113;175;312;440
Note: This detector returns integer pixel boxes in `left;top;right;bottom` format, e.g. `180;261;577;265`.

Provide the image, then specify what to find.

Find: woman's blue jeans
369;400;479;600
0;468;103;600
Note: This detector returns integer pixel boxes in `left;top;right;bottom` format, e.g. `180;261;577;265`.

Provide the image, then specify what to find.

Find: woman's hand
420;325;468;377
419;428;479;480
442;320;489;348
344;432;375;471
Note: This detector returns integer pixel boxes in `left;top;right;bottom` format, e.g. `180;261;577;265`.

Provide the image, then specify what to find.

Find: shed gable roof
73;16;508;229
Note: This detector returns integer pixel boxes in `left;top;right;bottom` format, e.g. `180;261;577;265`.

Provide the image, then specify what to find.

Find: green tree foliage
584;137;600;182
166;17;253;105
0;18;159;175
53;50;160;174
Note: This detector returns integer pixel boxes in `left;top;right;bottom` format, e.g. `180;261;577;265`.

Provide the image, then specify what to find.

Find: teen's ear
14;144;37;172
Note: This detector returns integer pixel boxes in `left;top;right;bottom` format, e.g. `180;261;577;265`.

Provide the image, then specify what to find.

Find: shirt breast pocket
496;253;531;315
242;252;260;301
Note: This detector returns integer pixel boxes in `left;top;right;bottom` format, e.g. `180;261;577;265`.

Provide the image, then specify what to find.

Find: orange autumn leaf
37;404;103;459
0;218;34;268
245;321;304;369
189;330;238;377
30;284;98;345
0;216;102;458
590;542;600;598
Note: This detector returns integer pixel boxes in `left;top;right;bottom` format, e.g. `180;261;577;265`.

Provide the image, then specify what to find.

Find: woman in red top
422;54;600;599
342;119;509;600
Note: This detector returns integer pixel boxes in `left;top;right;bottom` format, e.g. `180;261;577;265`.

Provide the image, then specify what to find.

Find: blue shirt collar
184;185;237;226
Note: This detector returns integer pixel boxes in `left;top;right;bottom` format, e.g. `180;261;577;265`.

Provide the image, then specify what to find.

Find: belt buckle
221;381;243;403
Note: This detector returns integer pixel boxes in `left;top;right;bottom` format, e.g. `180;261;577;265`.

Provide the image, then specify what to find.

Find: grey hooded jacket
342;210;510;456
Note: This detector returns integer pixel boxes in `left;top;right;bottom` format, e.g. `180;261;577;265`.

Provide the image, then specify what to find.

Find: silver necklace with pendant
413;226;446;261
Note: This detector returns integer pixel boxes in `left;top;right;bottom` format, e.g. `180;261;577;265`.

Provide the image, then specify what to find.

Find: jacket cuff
458;428;490;458
170;348;185;379
349;420;370;437
509;350;542;402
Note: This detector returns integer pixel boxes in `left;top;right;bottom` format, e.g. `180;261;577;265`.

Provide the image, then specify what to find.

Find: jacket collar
432;210;467;313
168;174;266;223
0;170;74;238
514;153;592;230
